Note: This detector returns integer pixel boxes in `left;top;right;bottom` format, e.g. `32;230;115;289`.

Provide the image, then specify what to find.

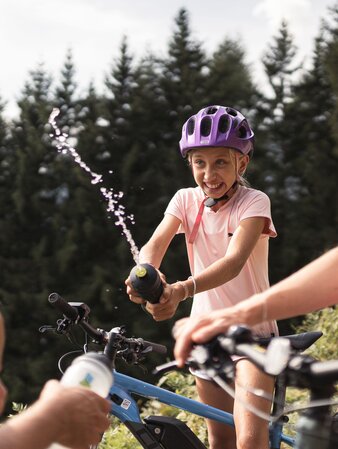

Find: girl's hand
125;276;146;304
144;282;185;321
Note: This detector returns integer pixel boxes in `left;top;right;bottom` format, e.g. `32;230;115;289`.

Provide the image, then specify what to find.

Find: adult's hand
173;308;243;367
39;380;111;449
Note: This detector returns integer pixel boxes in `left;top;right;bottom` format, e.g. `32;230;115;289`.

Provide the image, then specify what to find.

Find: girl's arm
138;214;182;268
147;216;266;321
192;216;266;293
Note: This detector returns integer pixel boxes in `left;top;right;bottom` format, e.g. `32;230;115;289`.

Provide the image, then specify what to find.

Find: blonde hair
229;149;250;187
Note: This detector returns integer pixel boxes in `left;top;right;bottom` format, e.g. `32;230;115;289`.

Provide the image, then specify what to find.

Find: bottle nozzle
134;265;148;278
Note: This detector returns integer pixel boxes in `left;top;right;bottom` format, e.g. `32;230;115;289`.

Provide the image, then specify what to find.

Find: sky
0;0;336;118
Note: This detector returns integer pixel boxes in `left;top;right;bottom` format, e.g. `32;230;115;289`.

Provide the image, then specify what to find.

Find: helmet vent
238;124;248;138
200;117;212;136
226;107;237;117
218;114;231;134
187;118;195;135
206;106;218;115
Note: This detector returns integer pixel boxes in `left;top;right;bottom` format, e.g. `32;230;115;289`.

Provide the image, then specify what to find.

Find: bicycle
40;292;326;449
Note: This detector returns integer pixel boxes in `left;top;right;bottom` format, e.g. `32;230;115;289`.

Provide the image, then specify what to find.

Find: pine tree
54;49;78;127
124;53;174;237
281;30;338;271
3;64;66;406
206;38;257;110
161;8;207;130
325;5;338;153
259;21;301;282
102;36;136;189
0;97;15;308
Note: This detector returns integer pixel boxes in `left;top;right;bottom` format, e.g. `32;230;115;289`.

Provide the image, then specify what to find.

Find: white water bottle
48;352;113;449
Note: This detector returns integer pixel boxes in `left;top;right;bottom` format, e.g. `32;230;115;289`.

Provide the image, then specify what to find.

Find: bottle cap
135;265;147;278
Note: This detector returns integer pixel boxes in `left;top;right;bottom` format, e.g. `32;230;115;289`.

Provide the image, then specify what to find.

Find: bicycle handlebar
49;292;79;321
186;326;338;392
46;292;167;365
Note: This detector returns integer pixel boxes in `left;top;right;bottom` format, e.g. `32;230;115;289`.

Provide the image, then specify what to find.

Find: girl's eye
216;159;228;166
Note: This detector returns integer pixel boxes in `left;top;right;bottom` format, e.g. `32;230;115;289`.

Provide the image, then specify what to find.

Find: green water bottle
129;263;163;304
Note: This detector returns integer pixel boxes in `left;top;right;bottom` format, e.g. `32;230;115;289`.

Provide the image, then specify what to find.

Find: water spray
48;108;140;264
48;108;163;303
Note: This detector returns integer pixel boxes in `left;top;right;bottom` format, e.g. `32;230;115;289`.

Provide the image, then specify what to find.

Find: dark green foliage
0;5;337;414
258;21;303;283
206;38;258;110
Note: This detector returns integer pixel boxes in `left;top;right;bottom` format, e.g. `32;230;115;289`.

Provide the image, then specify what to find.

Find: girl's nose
203;164;216;181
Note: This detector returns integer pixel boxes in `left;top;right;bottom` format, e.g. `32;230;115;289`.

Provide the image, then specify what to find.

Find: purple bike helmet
179;105;254;158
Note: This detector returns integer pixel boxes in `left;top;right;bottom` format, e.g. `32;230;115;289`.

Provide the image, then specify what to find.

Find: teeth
205;183;221;189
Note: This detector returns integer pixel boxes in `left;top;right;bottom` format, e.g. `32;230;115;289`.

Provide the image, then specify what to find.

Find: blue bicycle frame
45;295;318;449
109;370;295;449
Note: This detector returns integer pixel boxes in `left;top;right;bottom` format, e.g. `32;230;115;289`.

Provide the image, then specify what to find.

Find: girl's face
0;314;7;414
189;147;249;199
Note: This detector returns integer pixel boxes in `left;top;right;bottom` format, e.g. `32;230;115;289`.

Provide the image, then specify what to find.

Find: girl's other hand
144;282;183;321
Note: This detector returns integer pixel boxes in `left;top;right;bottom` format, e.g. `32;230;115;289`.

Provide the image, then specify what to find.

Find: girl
126;105;278;449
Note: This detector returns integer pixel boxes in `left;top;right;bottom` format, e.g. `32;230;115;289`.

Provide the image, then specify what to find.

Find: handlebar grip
129;263;163;304
48;292;79;321
142;339;167;355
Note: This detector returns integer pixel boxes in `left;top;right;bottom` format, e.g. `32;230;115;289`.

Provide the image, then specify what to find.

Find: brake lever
152;358;198;376
55;317;73;334
141;346;153;355
39;325;56;333
153;360;182;375
39;317;73;335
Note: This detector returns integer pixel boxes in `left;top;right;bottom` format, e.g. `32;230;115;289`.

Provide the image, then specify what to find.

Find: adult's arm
174;246;338;365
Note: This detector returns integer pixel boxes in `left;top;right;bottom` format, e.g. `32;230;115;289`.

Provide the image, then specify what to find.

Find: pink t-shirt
165;185;278;337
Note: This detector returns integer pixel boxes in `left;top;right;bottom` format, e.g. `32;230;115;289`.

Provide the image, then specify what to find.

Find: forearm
193;255;242;294
0;402;59;449
138;215;181;269
190;217;265;294
236;247;338;325
139;241;166;269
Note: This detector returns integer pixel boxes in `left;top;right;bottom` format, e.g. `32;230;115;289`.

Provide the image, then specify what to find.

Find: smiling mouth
203;182;225;196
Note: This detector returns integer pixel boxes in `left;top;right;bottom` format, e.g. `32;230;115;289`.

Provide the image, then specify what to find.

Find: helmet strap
204;181;238;208
188;181;238;244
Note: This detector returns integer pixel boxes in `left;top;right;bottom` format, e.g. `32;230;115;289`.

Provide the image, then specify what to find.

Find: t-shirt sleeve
164;190;185;234
239;191;277;237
